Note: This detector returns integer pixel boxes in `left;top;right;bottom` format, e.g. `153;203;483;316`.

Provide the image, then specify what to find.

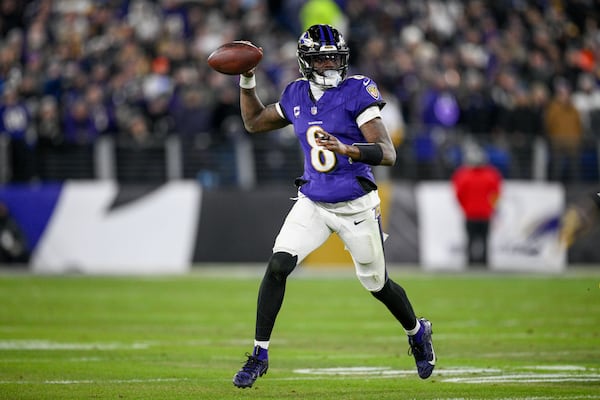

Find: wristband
239;75;256;89
353;143;384;165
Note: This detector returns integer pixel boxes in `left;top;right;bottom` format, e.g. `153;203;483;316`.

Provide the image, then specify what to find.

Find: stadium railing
0;125;599;186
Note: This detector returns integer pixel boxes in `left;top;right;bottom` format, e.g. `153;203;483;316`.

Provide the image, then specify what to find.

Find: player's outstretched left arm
315;117;396;166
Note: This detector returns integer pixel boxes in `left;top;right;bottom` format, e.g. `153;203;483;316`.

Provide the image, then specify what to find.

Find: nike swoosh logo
363;78;371;86
354;219;366;225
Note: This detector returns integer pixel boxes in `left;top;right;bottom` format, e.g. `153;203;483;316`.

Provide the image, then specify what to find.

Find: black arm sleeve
354;143;384;166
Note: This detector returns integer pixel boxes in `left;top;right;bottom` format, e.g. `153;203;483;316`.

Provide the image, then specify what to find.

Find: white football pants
273;190;387;291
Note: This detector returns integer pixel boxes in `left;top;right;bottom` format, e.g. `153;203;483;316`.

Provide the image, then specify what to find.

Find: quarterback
232;24;436;388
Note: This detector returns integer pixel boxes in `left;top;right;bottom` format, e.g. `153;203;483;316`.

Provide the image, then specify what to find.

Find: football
207;41;263;75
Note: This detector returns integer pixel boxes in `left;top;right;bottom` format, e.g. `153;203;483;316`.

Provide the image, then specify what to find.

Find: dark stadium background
0;0;599;267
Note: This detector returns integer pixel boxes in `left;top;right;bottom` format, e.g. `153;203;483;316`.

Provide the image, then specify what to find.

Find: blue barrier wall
1;181;598;271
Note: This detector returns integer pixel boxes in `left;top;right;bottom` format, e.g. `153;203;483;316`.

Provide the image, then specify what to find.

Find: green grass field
0;266;599;400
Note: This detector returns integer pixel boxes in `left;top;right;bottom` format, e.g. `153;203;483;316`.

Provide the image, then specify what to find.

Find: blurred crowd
0;0;600;184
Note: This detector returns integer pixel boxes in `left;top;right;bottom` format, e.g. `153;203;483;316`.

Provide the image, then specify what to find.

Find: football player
559;191;600;247
232;24;435;388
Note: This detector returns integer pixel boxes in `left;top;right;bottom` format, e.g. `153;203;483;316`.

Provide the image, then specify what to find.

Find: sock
406;319;422;342
254;340;269;349
253;342;269;361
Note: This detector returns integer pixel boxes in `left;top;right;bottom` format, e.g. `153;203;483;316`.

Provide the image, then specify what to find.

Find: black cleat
408;318;436;379
233;352;268;388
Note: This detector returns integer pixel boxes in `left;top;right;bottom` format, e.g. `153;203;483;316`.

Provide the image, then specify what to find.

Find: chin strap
311;70;342;88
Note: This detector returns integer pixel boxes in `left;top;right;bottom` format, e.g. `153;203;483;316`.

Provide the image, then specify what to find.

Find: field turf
0;266;599;399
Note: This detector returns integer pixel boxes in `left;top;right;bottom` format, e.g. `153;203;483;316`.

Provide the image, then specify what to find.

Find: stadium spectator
379;87;405;149
458;70;496;141
501;83;548;179
171;85;213;137
41;60;64;101
0;0;26;37
116;112;164;183
544;78;583;182
83;83;117;136
0;86;36;182
119;112;157;148
572;73;600;139
210;83;243;142
416;69;461;179
0;0;599;184
0;201;29;264
34;95;63;180
232;24;435;389
299;0;347;32
452;143;502;267
35;95;62;147
126;0;163;45
62;98;100;146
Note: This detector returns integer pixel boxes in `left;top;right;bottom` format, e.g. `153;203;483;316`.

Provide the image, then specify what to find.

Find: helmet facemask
297;25;349;88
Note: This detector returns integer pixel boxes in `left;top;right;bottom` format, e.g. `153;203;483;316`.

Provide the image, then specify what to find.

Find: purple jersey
278;75;385;203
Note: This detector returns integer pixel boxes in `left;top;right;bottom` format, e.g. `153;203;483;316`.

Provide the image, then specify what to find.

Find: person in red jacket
451;144;503;267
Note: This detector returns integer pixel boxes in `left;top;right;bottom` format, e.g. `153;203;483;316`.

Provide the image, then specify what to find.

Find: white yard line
0;339;150;350
0;378;188;385
292;365;600;384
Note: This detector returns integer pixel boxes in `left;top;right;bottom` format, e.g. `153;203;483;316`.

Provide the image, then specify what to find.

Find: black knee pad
266;252;297;281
